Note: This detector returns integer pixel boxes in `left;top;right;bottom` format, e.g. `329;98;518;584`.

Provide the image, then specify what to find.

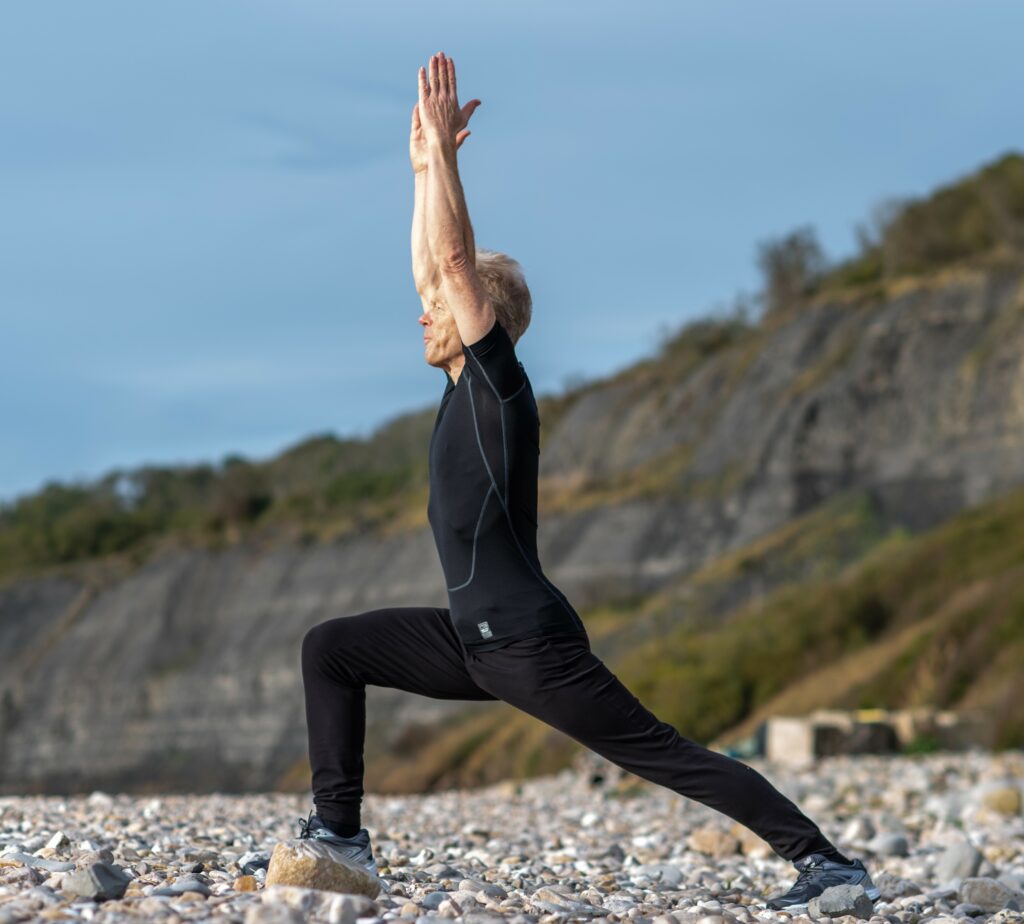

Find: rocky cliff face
2;258;1023;794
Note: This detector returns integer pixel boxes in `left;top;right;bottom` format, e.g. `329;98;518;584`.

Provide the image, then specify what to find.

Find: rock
872;870;923;901
246;904;305;924
0;852;75;873
867;833;910;857
952;902;988;916
959;877;1024;912
808;883;875;919
264;839;381;897
421;891;451;910
423;861;465;879
235;874;259;891
61;861;132;901
729;822;773;858
980;785;1022;816
634;863;685;888
935;839;983;885
152;875;212;896
687;826;739;858
460;877;508;899
262;883;379;924
842;818;876;843
240;849;272;876
401;900;421;916
44;832;69;850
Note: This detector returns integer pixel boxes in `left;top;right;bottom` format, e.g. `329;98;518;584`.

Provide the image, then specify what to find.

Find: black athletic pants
300;606;837;862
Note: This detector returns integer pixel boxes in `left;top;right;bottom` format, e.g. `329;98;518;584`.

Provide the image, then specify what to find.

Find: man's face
419;299;461;369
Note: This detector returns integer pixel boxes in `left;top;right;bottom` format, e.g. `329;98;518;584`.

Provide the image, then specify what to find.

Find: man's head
420;249;532;373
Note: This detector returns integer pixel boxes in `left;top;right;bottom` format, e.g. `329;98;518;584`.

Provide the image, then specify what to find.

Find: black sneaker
297;810;379;876
765;851;881;912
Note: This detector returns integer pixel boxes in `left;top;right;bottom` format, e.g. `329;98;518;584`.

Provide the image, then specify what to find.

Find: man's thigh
465;634;656;738
303;606;497;702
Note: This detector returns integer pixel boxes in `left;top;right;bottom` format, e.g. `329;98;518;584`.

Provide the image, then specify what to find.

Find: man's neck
445;354;466;385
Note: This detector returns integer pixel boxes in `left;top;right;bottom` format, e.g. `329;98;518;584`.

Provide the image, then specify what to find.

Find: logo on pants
477;621;493;639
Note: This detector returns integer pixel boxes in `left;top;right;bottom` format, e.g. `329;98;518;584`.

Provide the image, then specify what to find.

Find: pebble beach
2;750;1023;924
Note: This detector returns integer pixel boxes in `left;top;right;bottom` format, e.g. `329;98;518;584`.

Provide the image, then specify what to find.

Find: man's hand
418;51;481;152
410;101;472;175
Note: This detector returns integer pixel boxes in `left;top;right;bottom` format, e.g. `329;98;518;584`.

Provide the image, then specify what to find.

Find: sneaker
297;810;379;876
765;851;881;912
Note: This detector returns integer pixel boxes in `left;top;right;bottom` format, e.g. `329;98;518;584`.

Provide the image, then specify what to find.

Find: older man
291;52;879;915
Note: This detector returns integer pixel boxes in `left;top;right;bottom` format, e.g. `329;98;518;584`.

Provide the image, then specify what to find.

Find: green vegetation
820;152;1024;292
614;484;1024;749
757;151;1024;318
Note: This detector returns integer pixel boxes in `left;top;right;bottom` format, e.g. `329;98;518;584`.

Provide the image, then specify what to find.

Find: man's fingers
461;99;481;124
456;129;470;148
428;55;438;95
417;66;427;101
447;57;456;96
436;51;448;93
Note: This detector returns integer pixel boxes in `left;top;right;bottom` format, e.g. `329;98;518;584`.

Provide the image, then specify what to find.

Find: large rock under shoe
264;840;381;897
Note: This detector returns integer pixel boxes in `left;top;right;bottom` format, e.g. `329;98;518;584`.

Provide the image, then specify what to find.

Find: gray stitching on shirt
466;371;585;632
501;377;527;402
465;347;526;403
447;482;493;592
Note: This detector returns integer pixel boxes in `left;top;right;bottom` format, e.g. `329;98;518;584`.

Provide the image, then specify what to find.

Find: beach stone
262;883;379;923
634;863;685;888
687;826;739;857
421;891;452;909
247;904;305;924
959;877;1024;912
61;861;132;901
867;833;910;857
44;832;69;850
235;874;259;891
460;877;508;899
0;852;74;873
808;883;875;919
980;785;1022;816
872;870;923;901
152;875;211;896
265;839;381;897
935;840;984;885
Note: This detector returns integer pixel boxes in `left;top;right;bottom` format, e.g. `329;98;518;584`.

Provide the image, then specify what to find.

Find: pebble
0;752;1021;922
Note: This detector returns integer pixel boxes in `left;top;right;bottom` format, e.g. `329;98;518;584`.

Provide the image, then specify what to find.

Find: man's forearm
426;139;476;270
411;169;437;293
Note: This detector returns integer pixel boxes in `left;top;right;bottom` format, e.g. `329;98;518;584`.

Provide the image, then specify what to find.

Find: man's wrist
426;136;457;157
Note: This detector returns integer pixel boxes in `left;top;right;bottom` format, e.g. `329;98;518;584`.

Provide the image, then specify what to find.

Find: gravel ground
1;750;1023;924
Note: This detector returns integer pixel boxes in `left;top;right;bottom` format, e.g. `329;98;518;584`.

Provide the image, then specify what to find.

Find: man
292;52;880;913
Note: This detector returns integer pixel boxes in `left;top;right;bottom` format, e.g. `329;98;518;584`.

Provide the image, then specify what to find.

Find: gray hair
475;249;532;345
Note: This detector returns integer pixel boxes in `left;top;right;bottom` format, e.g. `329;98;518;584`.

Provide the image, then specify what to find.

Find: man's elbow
439;248;472;276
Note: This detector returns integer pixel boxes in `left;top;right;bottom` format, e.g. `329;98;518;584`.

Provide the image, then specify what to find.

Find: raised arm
410;95;475;299
418;51;493;346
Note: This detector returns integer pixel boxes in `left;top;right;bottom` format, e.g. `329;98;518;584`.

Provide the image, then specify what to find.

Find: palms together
409;51;481;172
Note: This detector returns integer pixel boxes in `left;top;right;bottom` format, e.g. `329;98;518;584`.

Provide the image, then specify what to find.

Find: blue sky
2;1;1022;504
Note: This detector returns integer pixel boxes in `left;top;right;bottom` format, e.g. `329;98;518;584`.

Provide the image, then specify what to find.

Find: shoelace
297;810;317;839
793;855;827;887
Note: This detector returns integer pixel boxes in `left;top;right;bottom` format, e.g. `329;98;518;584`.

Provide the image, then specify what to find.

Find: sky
1;1;1022;504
